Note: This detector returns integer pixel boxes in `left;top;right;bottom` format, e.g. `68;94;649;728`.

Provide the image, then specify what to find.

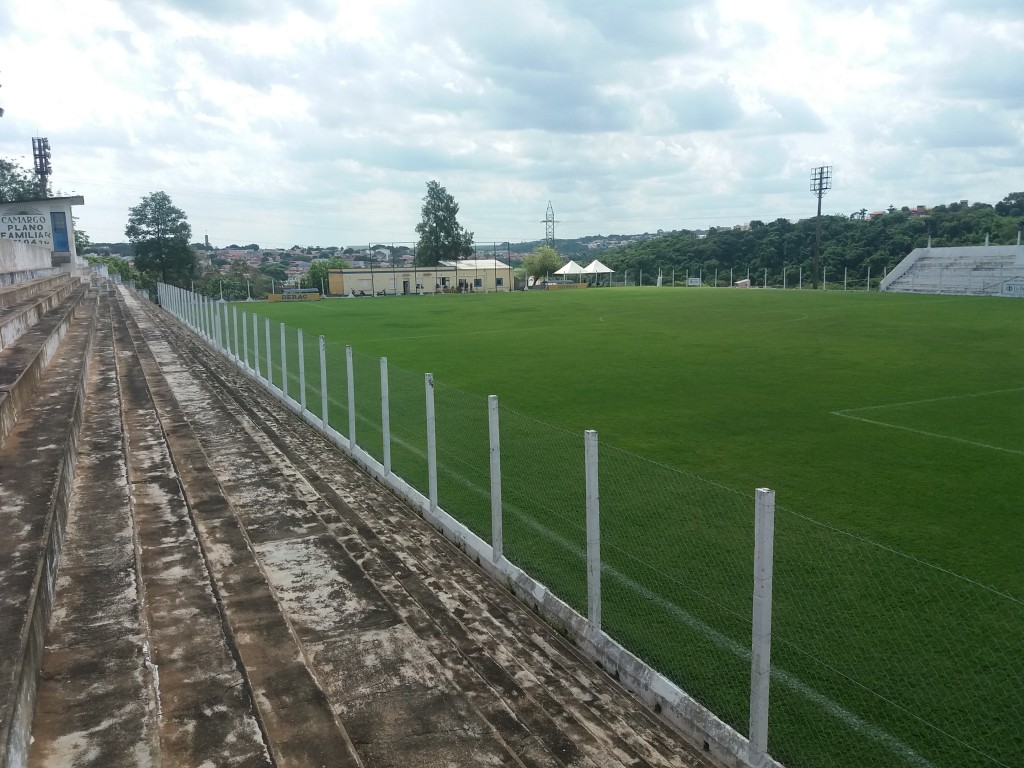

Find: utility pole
810;165;832;290
541;201;559;249
32;137;52;198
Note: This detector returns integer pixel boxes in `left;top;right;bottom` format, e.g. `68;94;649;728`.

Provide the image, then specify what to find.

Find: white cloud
1;0;1022;245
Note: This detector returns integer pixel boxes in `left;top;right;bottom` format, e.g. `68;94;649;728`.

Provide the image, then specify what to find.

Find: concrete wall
0;197;85;267
0;239;54;274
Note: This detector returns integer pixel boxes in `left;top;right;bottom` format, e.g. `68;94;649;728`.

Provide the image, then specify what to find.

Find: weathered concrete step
0;279;77;354
26;295;159;768
0;289;99;768
108;293;273;768
123;293;531;767
132;292;717;767
0;285;89;448
0;275;71;312
0;269;60;290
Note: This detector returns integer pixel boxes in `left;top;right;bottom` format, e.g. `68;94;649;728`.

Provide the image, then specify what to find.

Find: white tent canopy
554;260;585;275
582;260;613;274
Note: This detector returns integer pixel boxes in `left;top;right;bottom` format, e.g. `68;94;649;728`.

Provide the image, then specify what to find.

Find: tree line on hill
597;192;1024;284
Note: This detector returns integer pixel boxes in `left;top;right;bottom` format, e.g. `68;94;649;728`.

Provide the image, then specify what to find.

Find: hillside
598;192;1024;284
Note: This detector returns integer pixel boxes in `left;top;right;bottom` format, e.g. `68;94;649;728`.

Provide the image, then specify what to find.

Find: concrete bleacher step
126;291;715;767
0;285;90;447
0;275;71;313
25;295;159;767
0;277;77;354
105;295;274;766
0;269;59;290
0;288;99;768
116;291;364;766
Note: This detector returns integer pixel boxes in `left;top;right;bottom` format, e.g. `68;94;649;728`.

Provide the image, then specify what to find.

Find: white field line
218;330;936;767
832;387;1024;456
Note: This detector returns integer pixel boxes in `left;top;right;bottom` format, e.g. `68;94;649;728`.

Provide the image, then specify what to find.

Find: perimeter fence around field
157;283;1024;768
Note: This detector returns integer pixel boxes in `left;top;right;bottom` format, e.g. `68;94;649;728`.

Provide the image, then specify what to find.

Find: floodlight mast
810;165;832;289
32;137;52;198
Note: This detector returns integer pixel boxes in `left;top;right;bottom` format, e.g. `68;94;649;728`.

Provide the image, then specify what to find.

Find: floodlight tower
32;137;52;198
810;165;832;289
541;201;560;248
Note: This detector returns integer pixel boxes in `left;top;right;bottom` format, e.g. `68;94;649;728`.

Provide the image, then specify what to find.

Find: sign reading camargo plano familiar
0;209;53;248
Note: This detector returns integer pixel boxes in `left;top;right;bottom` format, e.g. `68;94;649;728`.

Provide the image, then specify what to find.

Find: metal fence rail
156;283;1023;768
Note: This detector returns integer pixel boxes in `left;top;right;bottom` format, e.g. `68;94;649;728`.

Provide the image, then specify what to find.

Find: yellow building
328;259;514;296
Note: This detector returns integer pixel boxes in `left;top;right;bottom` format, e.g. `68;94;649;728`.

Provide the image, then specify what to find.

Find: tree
0;157;39;202
124;191;196;285
85;254;142;284
259;261;288;283
523;245;562;279
304;256;350;292
414;180;474;266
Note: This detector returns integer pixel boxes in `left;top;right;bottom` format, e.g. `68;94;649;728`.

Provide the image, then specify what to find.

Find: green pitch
247;288;1022;590
236;288;1023;768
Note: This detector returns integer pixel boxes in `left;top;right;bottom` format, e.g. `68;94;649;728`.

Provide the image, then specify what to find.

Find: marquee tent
554;260;585;277
582;259;614;285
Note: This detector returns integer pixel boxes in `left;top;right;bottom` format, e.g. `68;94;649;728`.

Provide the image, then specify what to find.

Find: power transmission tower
541;201;559;248
810;165;832;289
32;137;52;198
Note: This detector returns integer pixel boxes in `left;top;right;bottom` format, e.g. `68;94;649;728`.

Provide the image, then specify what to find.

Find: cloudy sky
1;0;1021;247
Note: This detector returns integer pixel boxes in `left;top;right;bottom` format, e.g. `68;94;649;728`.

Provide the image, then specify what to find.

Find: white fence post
489;395;502;562
252;313;261;378
232;306;239;360
346;345;356;445
264;318;272;387
280;323;288;400
298;329;306;413
319;336;328;430
585;429;601;630
425;373;438;512
381;357;391;475
866;265;871;291
242;311;249;370
749;487;776;766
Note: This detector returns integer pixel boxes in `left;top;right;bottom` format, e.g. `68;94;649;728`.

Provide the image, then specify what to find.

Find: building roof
439;258;510;270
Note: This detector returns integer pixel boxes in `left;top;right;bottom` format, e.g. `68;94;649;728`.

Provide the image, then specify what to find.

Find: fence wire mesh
351;348;383;460
599;442;754;736
771;507;1024;768
432;381;491;541
499;407;588;615
167;289;1023;768
386;362;429;493
319;336;349;438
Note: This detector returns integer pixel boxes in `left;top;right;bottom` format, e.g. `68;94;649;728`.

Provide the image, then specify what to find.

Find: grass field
222;287;1023;768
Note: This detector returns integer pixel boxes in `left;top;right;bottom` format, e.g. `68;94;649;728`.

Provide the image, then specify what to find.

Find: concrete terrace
0;258;720;766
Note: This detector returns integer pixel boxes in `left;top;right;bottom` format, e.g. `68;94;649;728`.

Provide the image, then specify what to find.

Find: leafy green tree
259;261;288;283
72;216;90;254
304;256;350;292
523;245;562;278
0;157;39;202
85;254;142;284
124;191;196;285
414;180;474;266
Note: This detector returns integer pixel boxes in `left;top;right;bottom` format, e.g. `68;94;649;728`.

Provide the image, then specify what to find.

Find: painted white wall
0;196;86;266
0;239;54;272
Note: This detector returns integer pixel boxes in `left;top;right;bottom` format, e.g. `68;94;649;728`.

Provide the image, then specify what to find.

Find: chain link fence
159;284;1024;768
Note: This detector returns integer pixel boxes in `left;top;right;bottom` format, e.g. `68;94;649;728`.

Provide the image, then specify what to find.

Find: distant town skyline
2;0;1022;247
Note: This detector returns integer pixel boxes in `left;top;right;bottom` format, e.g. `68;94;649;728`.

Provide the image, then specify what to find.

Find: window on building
473;278;482;288
496;277;504;286
50;212;69;252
